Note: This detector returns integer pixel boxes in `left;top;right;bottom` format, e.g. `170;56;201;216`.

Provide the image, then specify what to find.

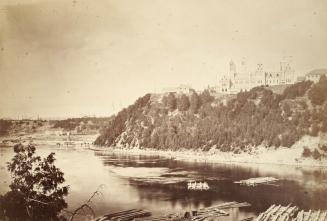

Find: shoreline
91;146;327;168
1;133;326;168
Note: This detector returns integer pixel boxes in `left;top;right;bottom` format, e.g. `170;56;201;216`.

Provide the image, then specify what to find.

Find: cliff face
95;78;327;156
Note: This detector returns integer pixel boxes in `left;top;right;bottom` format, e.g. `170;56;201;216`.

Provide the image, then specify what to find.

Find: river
1;145;327;221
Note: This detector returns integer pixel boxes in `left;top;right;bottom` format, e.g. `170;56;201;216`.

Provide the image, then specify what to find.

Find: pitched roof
306;69;327;76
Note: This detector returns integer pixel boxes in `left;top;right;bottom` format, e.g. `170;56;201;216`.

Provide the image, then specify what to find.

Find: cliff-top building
218;59;296;94
305;69;327;83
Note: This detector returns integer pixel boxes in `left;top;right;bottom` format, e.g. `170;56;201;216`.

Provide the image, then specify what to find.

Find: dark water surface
1;146;327;221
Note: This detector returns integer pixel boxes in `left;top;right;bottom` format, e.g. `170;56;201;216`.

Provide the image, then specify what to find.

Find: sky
0;0;326;119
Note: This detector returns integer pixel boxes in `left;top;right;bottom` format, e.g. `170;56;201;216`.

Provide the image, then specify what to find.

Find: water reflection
94;151;327;213
1;146;327;221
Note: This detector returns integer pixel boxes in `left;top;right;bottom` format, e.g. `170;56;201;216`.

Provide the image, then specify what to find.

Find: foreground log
93;209;151;221
255;205;327;221
135;201;251;221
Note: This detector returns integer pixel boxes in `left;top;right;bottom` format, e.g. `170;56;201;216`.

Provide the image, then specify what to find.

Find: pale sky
0;0;326;119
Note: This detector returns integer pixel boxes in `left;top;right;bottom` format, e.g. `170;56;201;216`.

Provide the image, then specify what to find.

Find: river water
1;146;327;221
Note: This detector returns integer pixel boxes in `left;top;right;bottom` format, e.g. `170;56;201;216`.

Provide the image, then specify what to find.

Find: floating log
241;217;254;221
234;177;279;186
94;209;151;221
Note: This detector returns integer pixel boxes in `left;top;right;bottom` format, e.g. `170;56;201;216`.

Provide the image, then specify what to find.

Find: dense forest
95;76;327;155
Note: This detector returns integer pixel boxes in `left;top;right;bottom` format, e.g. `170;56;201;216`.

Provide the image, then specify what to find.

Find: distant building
218;59;296;94
162;84;193;94
305;69;327;83
296;76;306;82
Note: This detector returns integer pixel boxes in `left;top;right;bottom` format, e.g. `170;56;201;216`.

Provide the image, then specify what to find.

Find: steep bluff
95;77;327;159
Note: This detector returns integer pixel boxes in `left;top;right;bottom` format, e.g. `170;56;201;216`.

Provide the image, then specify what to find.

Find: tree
190;92;201;113
167;93;177;111
177;94;190;111
302;147;311;158
312;148;322;160
199;90;214;104
0;144;68;221
308;75;327;105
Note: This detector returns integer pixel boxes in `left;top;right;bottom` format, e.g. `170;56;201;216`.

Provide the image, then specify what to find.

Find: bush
302;147;312;158
167;93;177;111
177;94;190;111
319;144;327;152
190;92;201;113
283;80;312;99
312;149;322;160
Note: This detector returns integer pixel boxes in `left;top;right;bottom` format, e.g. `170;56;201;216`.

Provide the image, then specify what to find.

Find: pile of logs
93;202;327;221
255;204;298;221
93;209;151;221
294;209;327;221
255;204;327;221
135;201;251;221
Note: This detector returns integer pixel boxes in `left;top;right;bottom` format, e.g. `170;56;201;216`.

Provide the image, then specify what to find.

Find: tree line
95;76;327;154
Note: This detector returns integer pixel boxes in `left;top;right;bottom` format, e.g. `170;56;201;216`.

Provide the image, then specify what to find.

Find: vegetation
0;144;68;221
94;78;326;153
302;144;327;160
52;117;111;134
0;120;12;136
309;75;327;105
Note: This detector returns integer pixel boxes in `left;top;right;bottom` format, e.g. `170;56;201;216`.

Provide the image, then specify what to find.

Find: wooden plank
111;210;151;221
272;205;282;215
271;213;280;221
266;205;277;214
102;209;140;218
255;212;266;221
279;204;292;216
313;211;321;221
319;212;327;221
297;210;304;221
306;210;312;221
241;217;254;221
287;206;299;217
111;210;144;219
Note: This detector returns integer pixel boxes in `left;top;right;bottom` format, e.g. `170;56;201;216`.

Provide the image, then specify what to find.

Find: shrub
312;148;322;160
302;147;311;158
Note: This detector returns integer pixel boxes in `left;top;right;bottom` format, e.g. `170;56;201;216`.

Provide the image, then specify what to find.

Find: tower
229;60;236;75
241;57;247;73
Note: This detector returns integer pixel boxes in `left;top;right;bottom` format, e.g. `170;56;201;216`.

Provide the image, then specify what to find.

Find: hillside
0;117;112;137
95;76;327;162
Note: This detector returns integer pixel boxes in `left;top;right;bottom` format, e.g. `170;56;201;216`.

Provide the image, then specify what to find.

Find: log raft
255;205;327;221
93;209;151;221
234;177;279;186
135;201;251;221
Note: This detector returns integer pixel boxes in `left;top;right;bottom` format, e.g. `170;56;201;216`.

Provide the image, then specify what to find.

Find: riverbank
1;132;326;167
0;133;98;148
93;140;327;168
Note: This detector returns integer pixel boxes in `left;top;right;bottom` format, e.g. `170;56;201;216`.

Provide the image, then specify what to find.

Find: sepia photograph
0;0;327;220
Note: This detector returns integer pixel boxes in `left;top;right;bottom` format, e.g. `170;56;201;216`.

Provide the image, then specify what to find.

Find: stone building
305;69;327;83
218;60;295;94
162;84;193;94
